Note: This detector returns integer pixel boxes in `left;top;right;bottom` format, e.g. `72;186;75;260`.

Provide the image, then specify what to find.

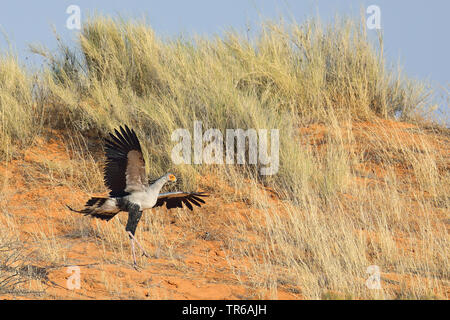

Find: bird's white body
124;176;168;210
125;190;157;210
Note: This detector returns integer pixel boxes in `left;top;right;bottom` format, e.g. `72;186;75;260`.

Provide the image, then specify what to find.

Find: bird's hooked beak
168;174;177;182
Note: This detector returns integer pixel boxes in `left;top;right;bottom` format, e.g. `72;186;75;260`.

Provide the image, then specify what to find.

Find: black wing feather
154;192;208;211
182;199;193;210
190;196;206;204
104;125;144;197
190;199;203;207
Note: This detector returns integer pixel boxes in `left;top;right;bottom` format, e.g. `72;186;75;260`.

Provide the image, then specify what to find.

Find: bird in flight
67;125;208;269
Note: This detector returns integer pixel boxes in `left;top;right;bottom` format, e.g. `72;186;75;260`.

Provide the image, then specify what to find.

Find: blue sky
0;0;448;119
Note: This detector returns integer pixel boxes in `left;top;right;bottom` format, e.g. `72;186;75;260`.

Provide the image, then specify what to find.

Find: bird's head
167;173;177;183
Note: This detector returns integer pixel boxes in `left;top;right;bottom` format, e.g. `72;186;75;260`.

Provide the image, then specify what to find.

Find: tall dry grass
0;52;41;159
0;14;448;299
220;120;448;299
28;15;434;200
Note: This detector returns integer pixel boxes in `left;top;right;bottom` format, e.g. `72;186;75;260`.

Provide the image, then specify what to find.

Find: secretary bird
67;125;208;269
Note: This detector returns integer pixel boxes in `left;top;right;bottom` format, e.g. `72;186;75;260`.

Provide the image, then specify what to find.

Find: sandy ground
0;120;448;299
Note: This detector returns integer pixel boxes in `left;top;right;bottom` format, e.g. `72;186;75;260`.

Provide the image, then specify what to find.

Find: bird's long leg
129;236;138;268
127;231;149;257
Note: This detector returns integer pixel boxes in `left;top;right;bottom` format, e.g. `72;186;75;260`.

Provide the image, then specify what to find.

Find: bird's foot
141;250;150;258
132;262;142;271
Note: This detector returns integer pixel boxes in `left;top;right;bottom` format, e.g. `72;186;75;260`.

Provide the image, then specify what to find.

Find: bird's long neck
149;176;168;194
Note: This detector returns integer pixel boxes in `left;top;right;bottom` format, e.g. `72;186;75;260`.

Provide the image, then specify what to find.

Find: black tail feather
66;197;119;221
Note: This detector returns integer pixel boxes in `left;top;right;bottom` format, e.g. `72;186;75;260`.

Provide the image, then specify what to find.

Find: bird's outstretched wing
104;125;147;197
154;192;208;210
